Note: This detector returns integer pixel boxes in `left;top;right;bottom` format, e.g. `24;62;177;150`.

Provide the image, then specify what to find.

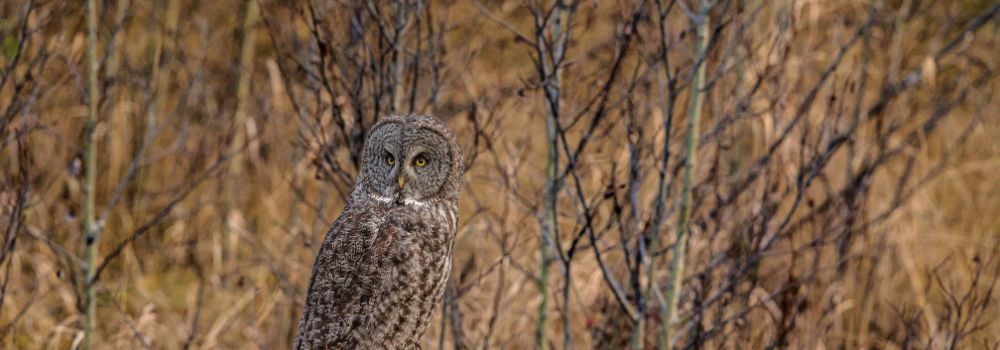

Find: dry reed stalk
223;0;261;272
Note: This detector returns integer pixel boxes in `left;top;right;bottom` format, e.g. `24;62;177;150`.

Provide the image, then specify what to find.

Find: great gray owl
294;115;463;349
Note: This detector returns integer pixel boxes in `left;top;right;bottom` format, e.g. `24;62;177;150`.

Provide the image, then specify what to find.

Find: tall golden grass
1;0;999;349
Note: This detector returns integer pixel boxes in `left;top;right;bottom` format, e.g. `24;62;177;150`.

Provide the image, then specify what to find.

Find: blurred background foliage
1;0;999;348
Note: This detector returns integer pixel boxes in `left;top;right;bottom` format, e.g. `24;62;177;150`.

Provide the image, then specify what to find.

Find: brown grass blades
1;0;1000;349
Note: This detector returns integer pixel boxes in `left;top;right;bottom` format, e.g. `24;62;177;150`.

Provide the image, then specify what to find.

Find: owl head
358;115;463;205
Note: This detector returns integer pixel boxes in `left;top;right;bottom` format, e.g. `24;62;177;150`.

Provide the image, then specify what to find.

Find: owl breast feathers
295;115;463;350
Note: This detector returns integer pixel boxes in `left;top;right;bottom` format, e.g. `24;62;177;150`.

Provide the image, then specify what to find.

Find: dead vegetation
1;0;999;348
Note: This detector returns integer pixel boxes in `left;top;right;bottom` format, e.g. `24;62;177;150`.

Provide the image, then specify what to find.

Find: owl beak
397;175;406;189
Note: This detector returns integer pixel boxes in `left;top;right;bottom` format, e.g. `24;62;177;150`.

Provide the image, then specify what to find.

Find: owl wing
293;207;400;349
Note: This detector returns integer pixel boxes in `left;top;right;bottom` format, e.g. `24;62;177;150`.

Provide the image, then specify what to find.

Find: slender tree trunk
82;0;100;347
639;2;677;348
537;3;569;349
662;1;712;349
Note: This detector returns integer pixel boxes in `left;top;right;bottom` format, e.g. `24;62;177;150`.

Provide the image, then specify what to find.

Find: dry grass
1;0;999;349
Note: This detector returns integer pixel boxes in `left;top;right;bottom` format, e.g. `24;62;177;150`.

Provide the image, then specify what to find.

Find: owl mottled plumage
294;115;463;349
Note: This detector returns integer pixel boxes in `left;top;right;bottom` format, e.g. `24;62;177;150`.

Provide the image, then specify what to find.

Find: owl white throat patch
372;193;430;208
402;198;430;208
372;194;393;203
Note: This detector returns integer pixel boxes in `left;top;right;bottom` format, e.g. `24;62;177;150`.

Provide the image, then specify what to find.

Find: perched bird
294;115;463;349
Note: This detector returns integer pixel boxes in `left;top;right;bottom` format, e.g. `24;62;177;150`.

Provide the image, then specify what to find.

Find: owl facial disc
363;117;455;207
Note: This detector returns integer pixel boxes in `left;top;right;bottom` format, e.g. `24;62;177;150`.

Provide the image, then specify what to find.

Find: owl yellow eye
414;156;427;167
386;154;395;166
